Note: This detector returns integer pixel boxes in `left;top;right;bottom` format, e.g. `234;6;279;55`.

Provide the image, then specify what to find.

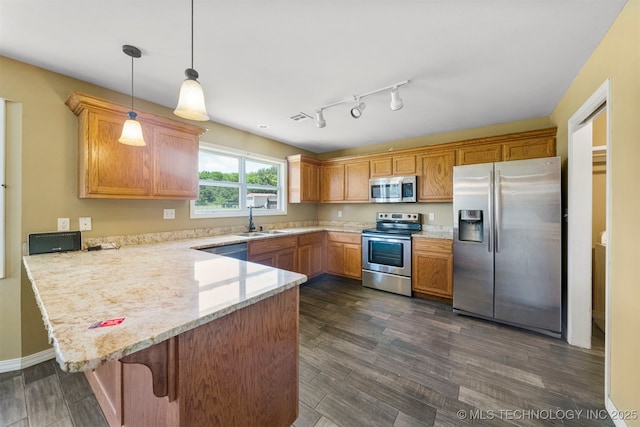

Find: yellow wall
550;1;640;422
0;55;318;357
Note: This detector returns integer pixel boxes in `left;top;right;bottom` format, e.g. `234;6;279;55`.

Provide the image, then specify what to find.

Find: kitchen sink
234;230;288;237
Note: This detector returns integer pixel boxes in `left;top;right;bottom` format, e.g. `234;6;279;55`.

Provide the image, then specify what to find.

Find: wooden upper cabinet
321;162;345;202
456;143;502;166
370;157;393;177
287;155;321;203
417;150;454;202
66;92;206;200
370;154;416;177
393;154;417;175
153;126;199;198
502;136;555;161
344;160;370;202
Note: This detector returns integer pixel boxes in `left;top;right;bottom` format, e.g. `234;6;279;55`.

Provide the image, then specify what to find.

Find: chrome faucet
248;206;256;232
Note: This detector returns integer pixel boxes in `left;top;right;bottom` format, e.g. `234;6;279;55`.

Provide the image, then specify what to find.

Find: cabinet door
502;137;555;161
345;161;370;202
456;143;502;166
86;110;151;197
370;157;393;177
153;126;199;198
301;161;321;202
343;243;362;280
297;232;324;278
412;239;453;299
276;248;297;271
325;242;344;276
393;155;417;175
418;150;454;202
321;163;345;202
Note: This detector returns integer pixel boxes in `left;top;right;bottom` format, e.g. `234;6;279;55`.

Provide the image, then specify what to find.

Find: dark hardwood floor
0;275;611;427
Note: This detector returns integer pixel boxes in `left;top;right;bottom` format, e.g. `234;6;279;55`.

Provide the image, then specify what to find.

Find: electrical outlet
428;212;435;221
57;218;70;231
163;209;175;220
338;210;342;218
79;217;92;231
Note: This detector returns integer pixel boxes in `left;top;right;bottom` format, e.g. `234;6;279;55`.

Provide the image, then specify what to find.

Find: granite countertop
23;239;307;373
22;224;451;372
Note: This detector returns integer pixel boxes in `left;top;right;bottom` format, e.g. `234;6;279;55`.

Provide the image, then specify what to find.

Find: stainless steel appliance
369;176;417;203
362;212;422;296
199;242;248;260
453;156;561;337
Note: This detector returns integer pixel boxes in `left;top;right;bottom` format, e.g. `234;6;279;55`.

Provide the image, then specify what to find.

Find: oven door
362;234;412;277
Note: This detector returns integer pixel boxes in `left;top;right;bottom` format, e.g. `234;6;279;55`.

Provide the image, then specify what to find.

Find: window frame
190;142;287;219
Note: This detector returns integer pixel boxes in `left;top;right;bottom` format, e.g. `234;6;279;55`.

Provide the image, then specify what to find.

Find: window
190;143;287;218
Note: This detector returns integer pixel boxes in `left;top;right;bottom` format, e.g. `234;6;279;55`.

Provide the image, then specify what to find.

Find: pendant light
119;45;146;146
174;0;209;121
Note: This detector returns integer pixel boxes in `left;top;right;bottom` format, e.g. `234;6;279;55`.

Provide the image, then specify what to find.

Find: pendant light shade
174;68;209;121
119;112;146;146
174;0;209;121
119;44;146;146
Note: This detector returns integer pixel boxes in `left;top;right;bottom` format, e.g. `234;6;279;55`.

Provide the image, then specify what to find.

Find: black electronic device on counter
27;231;82;255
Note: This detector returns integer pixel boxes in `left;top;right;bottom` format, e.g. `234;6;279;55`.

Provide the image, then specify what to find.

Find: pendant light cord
130;55;135;111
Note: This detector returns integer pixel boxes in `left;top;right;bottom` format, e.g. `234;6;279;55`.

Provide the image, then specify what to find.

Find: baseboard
0;348;55;373
606;396;628;427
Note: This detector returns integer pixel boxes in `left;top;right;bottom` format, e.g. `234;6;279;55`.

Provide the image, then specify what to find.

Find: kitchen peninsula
22;238;307;427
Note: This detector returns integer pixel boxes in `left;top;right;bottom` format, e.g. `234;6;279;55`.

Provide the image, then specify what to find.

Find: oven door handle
362;235;411;244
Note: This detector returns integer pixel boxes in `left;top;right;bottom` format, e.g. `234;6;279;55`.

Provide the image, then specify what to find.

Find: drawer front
413;238;452;253
298;231;324;246
248;236;297;257
325;231;361;245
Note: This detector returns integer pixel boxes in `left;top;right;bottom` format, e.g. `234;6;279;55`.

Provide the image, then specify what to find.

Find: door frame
566;78;611;403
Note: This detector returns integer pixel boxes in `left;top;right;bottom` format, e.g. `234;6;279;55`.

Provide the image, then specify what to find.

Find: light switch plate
79;217;92;231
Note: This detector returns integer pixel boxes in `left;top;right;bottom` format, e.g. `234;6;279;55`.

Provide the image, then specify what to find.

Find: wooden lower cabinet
85;288;299;427
412;238;453;300
297;232;324;279
248;236;298;270
325;231;362;280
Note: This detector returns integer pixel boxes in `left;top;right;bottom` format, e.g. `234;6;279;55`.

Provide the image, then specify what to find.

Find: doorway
566;79;611;404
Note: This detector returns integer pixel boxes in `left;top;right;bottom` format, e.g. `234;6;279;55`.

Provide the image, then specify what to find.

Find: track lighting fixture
315;109;326;128
350;97;366;119
119;45;146;147
314;80;409;128
390;86;403;111
174;0;209;121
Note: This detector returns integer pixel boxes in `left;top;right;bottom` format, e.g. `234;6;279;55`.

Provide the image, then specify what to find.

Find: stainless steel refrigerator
452;156;561;337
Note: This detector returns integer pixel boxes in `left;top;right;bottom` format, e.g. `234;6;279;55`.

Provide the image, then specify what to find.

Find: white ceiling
0;1;627;153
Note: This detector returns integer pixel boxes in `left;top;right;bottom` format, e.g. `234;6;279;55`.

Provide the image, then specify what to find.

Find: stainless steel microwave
369;176;417;203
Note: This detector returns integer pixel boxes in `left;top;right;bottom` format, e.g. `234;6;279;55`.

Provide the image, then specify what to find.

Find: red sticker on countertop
88;318;125;329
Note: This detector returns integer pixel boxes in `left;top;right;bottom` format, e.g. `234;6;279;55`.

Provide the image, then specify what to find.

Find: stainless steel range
362;212;422;296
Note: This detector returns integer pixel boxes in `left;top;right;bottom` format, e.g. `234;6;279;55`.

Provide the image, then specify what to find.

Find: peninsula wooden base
85;287;299;427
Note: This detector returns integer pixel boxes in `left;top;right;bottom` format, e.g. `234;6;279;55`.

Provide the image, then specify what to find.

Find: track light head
390;86;403;111
350;98;366;119
316;110;326;128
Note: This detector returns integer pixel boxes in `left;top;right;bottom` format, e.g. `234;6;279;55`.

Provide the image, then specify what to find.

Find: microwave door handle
487;170;493;253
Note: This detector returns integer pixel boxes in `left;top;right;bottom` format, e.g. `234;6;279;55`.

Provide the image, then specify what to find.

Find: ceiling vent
290;112;312;122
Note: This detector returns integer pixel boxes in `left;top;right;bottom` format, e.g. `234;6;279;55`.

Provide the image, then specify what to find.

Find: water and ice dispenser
458;210;483;243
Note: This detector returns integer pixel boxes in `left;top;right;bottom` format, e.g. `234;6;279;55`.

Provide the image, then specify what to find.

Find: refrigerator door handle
488;170;493;252
495;170;501;253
